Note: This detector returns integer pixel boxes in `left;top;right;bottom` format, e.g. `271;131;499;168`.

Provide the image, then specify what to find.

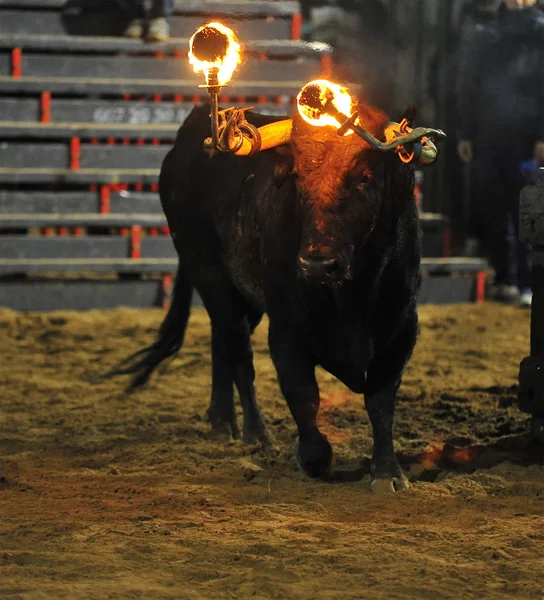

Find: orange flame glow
188;22;242;87
296;80;356;134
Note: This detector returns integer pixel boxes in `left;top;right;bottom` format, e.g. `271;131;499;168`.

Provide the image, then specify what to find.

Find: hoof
532;415;544;443
294;434;333;479
210;422;239;441
370;475;410;495
243;426;270;446
208;410;240;440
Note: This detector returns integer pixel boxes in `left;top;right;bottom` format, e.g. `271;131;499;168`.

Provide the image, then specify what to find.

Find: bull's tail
109;264;193;391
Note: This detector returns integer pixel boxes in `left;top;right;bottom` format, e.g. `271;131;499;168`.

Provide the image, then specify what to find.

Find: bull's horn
233;119;293;156
384;122;445;166
383;122;446;150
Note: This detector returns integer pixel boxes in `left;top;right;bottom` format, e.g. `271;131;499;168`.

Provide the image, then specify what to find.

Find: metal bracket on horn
338;111;446;166
204;106;291;157
204;106;256;155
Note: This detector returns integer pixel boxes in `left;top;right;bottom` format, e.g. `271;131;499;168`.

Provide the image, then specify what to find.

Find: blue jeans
131;0;173;19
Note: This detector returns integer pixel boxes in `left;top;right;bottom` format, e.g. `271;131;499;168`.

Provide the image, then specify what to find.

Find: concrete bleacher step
0;76;311;99
0;69;321;93
0;190;453;259
0;34;330;58
0;211;446;252
0;235;176;261
0;1;301;40
0;101;290;133
0;35;329;88
0;189;486;309
0;257;487;311
419;258;487;305
0;256;486;276
0;168;160;184
0;190;162;214
0;257;177;275
0;272;179;311
0;121;180;140
0;0;298;14
0;139;166;170
0;213;168;228
419;212;450;258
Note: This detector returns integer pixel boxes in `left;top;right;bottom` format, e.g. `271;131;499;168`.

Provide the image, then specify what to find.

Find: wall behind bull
307;0;465;214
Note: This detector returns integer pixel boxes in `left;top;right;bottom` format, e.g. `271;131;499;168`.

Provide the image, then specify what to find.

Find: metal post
518;168;544;441
207;67;220;150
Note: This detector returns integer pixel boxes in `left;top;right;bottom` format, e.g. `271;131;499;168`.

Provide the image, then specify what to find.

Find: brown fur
290;103;389;207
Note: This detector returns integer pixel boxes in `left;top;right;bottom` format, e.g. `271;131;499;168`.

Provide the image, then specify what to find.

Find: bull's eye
356;174;372;193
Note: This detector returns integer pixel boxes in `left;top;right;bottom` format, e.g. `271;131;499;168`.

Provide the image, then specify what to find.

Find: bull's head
290;105;414;285
214;81;446;285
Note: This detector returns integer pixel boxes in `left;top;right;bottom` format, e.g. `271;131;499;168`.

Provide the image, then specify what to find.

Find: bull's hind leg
268;326;333;478
198;279;266;444
208;326;239;438
365;311;418;494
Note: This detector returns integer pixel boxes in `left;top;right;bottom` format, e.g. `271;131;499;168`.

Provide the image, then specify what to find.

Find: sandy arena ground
0;303;543;600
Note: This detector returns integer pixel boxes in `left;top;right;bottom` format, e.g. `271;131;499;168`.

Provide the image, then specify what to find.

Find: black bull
117;103;422;493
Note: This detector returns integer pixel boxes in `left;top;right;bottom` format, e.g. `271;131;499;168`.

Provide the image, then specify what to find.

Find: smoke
310;1;399;113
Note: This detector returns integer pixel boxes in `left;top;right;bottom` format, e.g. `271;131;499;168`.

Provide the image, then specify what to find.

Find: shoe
124;19;144;39
519;288;532;308
147;17;170;42
492;284;520;304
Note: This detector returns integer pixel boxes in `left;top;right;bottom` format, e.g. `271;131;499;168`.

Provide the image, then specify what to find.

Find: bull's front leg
365;311;418;494
268;325;333;478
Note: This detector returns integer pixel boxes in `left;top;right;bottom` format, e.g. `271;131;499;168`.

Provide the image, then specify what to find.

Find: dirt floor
0;303;543;600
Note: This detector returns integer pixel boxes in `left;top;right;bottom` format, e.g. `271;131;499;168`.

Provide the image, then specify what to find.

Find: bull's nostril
298;256;343;281
323;259;339;275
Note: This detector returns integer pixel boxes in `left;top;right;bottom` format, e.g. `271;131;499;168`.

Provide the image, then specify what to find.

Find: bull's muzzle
298;255;347;284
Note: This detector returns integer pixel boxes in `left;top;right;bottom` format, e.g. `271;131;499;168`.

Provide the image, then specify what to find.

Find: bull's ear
399;104;417;128
272;150;295;188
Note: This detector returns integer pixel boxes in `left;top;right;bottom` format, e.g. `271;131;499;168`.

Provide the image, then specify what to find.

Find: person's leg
147;0;172;41
149;0;173;18
503;211;518;287
518;242;533;307
474;143;520;302
473;144;504;274
494;144;529;302
509;153;533;305
124;0;145;38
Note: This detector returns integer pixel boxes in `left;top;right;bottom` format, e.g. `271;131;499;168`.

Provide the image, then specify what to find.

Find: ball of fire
188;22;241;87
297;80;356;134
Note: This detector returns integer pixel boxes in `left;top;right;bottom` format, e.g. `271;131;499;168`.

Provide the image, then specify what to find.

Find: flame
296;80;356;134
419;443;444;469
317;392;355;444
188;22;242;87
450;447;477;464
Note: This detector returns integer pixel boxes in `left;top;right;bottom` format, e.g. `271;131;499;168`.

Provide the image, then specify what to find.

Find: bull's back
160;105;290;305
162;104;290;210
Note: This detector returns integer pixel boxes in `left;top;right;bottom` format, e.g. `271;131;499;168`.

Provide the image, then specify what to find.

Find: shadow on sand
325;433;543;483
